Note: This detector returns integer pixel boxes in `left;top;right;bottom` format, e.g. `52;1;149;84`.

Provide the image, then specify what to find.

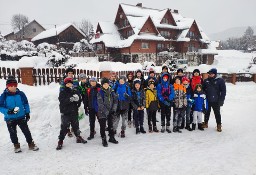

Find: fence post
231;73;236;85
253;74;256;83
19;67;34;86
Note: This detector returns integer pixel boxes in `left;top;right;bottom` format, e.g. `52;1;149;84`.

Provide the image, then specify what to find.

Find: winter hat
207;68;217;75
6;76;17;87
79;73;86;79
148;80;155;86
193;69;200;75
162;65;168;71
101;77;109;85
177;68;183;74
64;77;73;84
65;67;74;74
119;76;127;82
133;78;141;85
89;77;97;82
182;76;190;83
163;74;169;80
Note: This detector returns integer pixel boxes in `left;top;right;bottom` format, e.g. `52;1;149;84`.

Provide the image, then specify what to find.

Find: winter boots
198;123;204;131
102;137;108;147
136;128;140;134
202;122;208;128
140;127;146;134
153;126;159;133
121;130;125;138
173;126;182;133
217;124;222;132
76;136;87;144
161;126;165;133
108;136;119;144
14;143;21;153
185;123;193;131
28;141;39;151
87;131;95;140
166;126;172;133
149;126;153;133
56;140;63;150
192;123;196;130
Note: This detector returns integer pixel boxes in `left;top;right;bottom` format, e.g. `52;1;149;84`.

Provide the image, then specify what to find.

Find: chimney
136;3;142;7
173;9;179;13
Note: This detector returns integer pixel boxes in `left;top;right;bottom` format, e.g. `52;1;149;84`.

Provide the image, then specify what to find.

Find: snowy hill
209;26;256;41
0;80;256;175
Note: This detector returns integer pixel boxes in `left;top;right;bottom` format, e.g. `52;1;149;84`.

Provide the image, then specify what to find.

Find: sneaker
14;143;21;153
109;137;119;144
121;130;125;138
76;136;87;144
56;140;63;150
217;124;222;132
28;141;39;151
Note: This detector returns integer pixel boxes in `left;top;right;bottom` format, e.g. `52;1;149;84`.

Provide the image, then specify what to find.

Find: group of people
0;65;226;152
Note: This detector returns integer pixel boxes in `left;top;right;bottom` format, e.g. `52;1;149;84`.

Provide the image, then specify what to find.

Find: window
33;28;36;32
162;18;169;24
157;43;164;49
141;42;149;49
188;43;198;52
122;19;129;27
187;31;196;39
126;30;133;37
160;31;170;37
96;44;103;51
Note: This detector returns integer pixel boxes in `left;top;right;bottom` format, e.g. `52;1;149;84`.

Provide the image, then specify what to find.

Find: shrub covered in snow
72;39;93;53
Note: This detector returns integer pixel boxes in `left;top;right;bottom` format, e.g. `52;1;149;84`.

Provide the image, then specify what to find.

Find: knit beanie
193;69;200;75
101;78;109;85
64;77;73;84
6;76;18;87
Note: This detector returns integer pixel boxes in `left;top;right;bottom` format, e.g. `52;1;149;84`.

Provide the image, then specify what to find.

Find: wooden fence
0;66;256;86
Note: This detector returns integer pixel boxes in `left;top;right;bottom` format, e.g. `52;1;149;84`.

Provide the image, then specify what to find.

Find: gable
186;20;202;39
139;17;159;35
96;23;103;33
161;9;177;26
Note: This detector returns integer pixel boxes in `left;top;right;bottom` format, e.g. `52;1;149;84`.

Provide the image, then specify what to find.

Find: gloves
188;99;194;104
7;107;19;114
163;100;170;106
218;101;224;107
70;94;79;102
25;113;30;122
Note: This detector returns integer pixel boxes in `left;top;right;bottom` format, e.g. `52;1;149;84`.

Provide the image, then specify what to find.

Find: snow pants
160;102;171;126
58;114;80;141
98;114;114;138
113;109;128;131
193;111;203;124
173;108;185;127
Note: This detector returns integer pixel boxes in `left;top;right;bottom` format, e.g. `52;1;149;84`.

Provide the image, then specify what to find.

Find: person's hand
137;107;141;110
25;113;30;122
141;106;144;110
73;94;79;102
70;97;75;102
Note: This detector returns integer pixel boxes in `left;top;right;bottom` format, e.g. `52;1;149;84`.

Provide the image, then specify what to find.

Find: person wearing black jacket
56;77;87;150
127;72;134;127
203;68;226;132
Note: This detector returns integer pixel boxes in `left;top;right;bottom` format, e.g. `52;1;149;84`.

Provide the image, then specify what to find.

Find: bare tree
11;14;29;31
76;19;94;42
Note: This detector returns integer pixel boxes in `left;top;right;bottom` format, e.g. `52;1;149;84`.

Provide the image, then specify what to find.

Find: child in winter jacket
145;80;159;133
182;77;193;131
173;77;187;133
56;77;87;150
78;73;90;116
97;78;119;147
112;76;132;138
193;84;208;131
131;79;146;134
85;77;101;140
157;73;175;133
0;76;39;153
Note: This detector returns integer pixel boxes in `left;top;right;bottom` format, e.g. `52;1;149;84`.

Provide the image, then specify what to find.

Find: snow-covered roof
32;23;85;41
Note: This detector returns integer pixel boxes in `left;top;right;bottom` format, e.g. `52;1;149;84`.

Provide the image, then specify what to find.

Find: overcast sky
0;0;255;37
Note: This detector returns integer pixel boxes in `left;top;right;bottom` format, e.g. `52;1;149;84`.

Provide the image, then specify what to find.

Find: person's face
163;68;168;73
208;73;215;78
149;73;154;77
110;75;116;81
194;72;199;76
197;86;202;92
149;84;154;89
175;78;181;84
80;78;86;83
135;83;140;90
90;81;96;86
119;79;125;84
7;85;17;92
103;83;109;89
65;82;73;88
137;72;141;77
177;72;183;76
163;77;168;82
128;75;133;80
182;80;188;86
67;72;74;78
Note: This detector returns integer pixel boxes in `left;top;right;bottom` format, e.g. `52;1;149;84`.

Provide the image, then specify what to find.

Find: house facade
32;23;85;50
4;20;45;42
91;3;217;65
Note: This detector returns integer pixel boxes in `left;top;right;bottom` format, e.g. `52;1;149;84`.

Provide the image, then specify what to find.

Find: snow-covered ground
0;79;256;175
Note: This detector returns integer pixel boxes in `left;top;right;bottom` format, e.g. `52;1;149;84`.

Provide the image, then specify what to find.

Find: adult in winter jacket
172;77;187;133
97;78;119;147
85;77;101;140
157;73;175;133
109;72;117;88
134;69;145;89
131;79;146;134
127;72;134;127
145;80;159;133
192;84;208;131
56;77;87;150
0;76;39;153
112;76;132;137
203;68;226;132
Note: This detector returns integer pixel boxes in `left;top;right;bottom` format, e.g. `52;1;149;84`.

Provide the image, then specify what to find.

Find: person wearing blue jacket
0;76;39;153
192;84;208;131
112;76;132;138
157;73;175;133
203;68;226;132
